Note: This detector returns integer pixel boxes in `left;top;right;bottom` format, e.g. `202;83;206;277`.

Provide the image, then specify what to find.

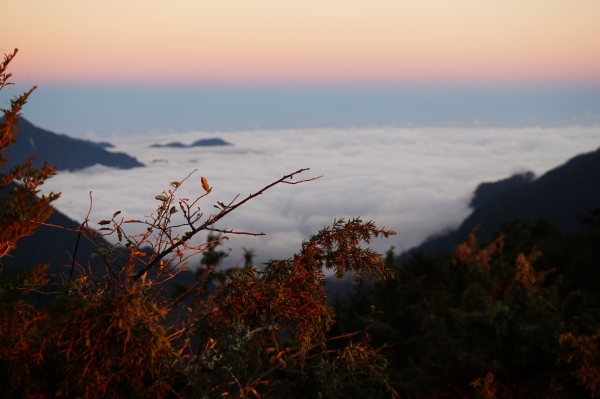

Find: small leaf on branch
169;206;177;214
201;176;210;192
98;220;111;225
170;181;180;187
113;210;121;218
155;194;168;202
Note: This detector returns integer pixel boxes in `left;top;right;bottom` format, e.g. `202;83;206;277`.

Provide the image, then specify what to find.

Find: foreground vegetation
0;49;398;398
334;214;600;398
2;49;600;398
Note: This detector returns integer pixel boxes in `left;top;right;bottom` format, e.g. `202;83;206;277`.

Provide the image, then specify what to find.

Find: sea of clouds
39;126;600;268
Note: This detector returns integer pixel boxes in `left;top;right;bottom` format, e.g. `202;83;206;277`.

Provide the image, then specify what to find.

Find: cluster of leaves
0;49;400;398
334;214;600;398
176;218;398;398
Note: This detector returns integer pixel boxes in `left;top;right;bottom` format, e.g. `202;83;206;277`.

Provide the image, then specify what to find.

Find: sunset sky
2;1;600;134
4;0;600;87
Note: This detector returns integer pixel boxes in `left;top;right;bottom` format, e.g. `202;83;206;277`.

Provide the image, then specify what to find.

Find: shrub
0;49;399;399
0;48;59;259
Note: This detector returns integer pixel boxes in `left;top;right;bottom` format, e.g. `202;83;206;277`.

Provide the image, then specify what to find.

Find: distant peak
470;171;535;209
149;138;233;148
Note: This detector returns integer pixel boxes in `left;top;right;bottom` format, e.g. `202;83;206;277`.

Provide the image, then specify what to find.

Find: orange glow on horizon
2;0;600;86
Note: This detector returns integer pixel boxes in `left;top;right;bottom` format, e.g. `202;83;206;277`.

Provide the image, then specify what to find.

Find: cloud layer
39;126;600;268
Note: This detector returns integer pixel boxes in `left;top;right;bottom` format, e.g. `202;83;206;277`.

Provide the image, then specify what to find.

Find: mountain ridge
150;138;232;148
414;145;600;255
2;118;144;171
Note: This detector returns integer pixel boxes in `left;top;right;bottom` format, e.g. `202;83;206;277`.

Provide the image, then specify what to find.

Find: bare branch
131;168;319;282
205;227;266;236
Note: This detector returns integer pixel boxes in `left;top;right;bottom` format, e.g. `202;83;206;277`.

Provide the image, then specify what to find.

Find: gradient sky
3;0;600;87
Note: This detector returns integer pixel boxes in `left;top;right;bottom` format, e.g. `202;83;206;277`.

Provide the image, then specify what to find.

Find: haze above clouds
4;87;600;137
39;126;600;268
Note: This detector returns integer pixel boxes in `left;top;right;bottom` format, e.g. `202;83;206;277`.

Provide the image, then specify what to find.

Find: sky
2;1;600;135
4;0;600;86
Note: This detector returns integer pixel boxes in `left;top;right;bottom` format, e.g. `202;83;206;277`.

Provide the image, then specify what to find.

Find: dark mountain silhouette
415;146;600;255
0;207;98;278
469;171;535;209
190;138;232;147
150;142;188;148
0;116;195;292
2;118;143;171
0;204;196;294
150;138;232;148
89;141;115;149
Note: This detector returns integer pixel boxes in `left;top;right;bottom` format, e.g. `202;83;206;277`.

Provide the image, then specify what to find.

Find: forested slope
416;146;600;255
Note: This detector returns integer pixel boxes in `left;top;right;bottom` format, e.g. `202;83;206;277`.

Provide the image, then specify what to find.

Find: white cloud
39;126;600;268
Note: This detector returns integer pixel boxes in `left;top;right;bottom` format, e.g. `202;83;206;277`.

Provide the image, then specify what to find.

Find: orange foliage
0;49;399;398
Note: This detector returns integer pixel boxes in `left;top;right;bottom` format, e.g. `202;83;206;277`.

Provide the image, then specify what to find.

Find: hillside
0;207;99;277
415;146;600;255
0;204;196;294
2;118;144;171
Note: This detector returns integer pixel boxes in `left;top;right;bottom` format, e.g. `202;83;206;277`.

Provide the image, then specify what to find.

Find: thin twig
328;330;363;341
131;169;320;282
205;227;266;236
69;221;86;282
